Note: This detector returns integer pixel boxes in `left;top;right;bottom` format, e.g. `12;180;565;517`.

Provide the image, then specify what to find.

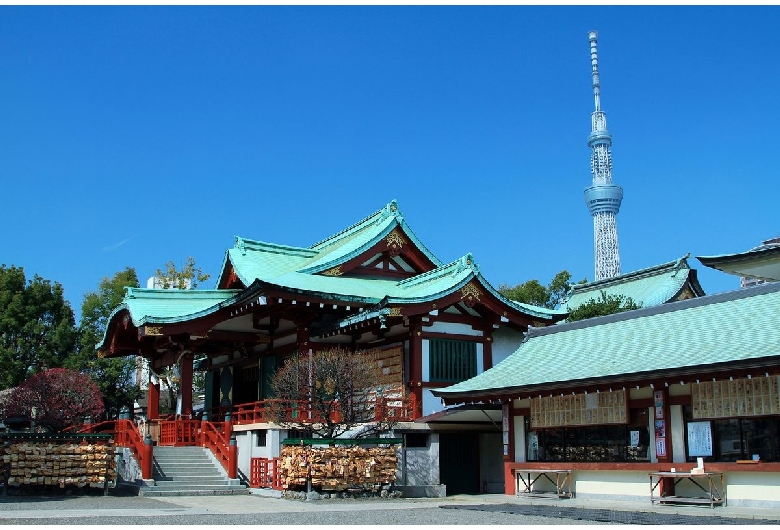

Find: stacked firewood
1;440;116;488
279;445;397;491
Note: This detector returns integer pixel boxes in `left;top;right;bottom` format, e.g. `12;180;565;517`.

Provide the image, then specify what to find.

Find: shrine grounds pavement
2;488;780;526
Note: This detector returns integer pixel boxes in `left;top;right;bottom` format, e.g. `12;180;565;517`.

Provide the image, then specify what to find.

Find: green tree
66;266;143;419
152;257;211;414
565;291;642;322
0;265;78;390
498;270;586;309
154;256;211;289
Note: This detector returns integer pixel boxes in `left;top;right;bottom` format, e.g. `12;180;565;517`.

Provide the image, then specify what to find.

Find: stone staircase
140;446;248;497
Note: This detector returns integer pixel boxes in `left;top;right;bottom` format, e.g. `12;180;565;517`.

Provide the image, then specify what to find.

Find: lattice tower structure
584;31;623;280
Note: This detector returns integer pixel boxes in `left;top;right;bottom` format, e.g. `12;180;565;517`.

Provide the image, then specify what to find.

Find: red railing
250;457;282;489
201;420;237;479
232;392;419;426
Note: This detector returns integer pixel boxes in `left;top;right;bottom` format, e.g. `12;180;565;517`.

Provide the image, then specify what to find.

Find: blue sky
2;6;778;322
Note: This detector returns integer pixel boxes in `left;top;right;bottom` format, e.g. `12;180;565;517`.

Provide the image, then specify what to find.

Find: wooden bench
649;471;725;508
514;469;573;498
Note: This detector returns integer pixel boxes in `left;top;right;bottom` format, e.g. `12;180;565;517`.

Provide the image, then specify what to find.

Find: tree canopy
65;266;143;419
151;257;211;414
0;265;77;390
154;256;211;289
498;270;585;309
565;291;642;322
0;368;104;432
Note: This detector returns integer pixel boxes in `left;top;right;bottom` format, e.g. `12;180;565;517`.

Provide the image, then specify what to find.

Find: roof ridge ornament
456;253;479;275
381;200;402;222
235;236;247;256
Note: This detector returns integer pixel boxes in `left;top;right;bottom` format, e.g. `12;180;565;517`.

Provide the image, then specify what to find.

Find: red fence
250;457;282;489
158;420;200;446
232;392;419;426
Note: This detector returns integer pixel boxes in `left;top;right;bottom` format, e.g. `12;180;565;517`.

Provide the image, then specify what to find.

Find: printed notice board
687;421;713;457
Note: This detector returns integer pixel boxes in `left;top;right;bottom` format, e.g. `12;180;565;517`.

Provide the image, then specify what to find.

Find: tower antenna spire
584;31;623;280
589;30;602;112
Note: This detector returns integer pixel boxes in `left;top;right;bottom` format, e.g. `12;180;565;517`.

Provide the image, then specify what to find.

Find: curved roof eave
96;288;244;351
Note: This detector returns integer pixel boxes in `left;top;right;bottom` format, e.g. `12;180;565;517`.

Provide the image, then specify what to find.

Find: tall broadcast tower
584;31;623;280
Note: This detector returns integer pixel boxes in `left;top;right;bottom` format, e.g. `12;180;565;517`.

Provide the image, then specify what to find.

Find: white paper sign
630;430;639;447
687;421;713;457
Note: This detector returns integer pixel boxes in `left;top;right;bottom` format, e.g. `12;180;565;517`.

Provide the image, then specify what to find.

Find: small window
256;429;267;447
405;433;429;448
429;339;477;383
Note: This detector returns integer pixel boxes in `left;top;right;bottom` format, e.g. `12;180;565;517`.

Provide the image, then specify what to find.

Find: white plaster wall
573;470;649;500
724;471;780;507
236;431;253;474
670;405;685;464
491;327;525;367
427;322;483;336
235;429;285;480
514;415;526;462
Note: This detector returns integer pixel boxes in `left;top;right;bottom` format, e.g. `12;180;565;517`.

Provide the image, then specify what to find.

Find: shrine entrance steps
140;446;248;497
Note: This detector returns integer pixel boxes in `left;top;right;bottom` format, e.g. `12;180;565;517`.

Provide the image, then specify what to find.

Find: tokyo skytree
584;31;623;280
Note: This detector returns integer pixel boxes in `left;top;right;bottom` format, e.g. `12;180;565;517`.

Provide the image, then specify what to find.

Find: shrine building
98;199;566;496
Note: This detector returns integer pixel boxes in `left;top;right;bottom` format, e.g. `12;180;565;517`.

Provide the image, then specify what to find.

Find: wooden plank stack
279;445;397;491
1;440;116;488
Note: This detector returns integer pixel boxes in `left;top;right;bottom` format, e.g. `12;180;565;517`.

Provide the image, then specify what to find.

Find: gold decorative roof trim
386;229;407;248
322;266;343;276
144;326;164;336
461;283;482;301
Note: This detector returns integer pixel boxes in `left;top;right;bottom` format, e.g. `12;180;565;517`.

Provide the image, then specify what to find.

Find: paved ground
2;488;780;526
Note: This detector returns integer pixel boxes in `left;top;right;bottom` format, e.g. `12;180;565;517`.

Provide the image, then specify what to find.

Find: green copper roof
301;199;443;274
116;287;241;326
220;200;444;287
101;200;564;349
433;281;780;400
563;255;704;313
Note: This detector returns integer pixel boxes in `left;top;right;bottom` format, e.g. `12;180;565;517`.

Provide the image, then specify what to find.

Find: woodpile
279;445;397;491
1;440;116;488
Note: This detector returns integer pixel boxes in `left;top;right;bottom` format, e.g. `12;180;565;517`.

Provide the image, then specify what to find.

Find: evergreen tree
66;266;143;419
0;265;77;389
565;291;641;322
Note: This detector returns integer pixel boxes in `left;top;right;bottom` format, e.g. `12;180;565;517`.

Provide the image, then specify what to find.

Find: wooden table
514;469;573;498
649;471;725;508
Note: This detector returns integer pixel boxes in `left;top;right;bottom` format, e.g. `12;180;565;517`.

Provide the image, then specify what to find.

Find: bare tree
269;347;400;439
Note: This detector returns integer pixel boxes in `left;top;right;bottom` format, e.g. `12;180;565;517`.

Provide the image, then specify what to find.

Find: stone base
397;484;447;498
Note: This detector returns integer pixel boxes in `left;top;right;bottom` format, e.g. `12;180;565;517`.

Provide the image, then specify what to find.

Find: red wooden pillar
482;331;493;372
408;317;423;418
180;352;194;417
147;375;160;420
654;386;674;496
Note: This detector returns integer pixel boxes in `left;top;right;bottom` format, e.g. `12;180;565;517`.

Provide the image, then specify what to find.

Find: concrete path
1;488;779;524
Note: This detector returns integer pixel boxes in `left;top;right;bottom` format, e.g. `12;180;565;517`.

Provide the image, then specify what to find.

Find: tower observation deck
584;30;623;281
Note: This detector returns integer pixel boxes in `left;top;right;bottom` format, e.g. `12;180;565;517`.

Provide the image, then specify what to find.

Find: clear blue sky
2;6;778;322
